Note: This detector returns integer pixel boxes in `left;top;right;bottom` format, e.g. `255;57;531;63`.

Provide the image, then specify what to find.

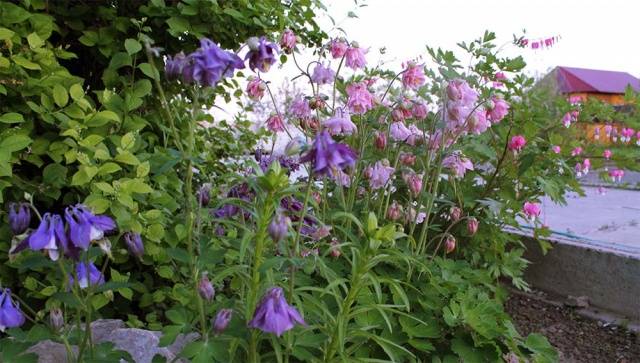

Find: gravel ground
506;294;640;362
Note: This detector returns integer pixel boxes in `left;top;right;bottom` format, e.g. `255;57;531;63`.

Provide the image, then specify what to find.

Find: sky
319;0;639;77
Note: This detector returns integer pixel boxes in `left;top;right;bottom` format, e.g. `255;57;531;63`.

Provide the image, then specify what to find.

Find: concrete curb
513;230;640;322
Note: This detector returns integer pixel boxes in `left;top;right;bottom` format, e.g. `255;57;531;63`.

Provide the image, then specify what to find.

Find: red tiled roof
556;66;640;94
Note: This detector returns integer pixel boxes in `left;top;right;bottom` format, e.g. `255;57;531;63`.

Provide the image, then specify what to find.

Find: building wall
568;92;627;106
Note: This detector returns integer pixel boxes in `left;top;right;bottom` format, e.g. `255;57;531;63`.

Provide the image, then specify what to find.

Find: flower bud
309;95;326;110
196;183;212;206
279;29;297;53
312;191;322;205
198;274;215;302
399;152;416;166
268;214;290;242
312;225;331;240
8;202;31;235
403;172;423;197
246;37;260;51
374;131;387;150
285;136;307;157
124;232;144;258
467;217;479;236
387;200;403;221
330;239;341;258
445;236;456;253
212;308;233;335
49;308;64;331
449;206;462;222
391;108;405;122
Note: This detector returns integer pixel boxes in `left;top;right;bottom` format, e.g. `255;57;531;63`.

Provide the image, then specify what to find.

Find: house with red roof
545;66;640;106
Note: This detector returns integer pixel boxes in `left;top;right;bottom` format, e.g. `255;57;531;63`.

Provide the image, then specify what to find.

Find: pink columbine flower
391;108;405;122
346;82;374;114
468;109;491;135
330;168;352;187
289;95;311;119
246;76;265;100
401;61;426;90
571;146;583;157
367;160;395;190
403;172;423;197
603;149;612;160
446;79;478;105
390;121;412;142
412;101;428;119
495;71;507;80
508;135;526;153
345;43;367;69
406;124;425;146
487;96;509;123
329;38;348;59
442;153;474;178
552;145;561;154
324;107;357;136
279;29;297;53
266;114;285;133
386;200;403;221
522;201;541;220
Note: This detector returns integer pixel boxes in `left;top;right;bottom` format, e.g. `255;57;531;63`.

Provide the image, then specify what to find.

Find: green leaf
1;135;32;152
0;27;15;40
69;83;84;101
124;38;142;55
138;63;159;81
12;56;40;70
98;162;122;175
0;113;24;124
53;84;69;108
87;111;120;127
26;32;44;49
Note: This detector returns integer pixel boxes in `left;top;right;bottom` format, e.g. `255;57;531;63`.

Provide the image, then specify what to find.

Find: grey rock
25;319;198;363
26;340;77;363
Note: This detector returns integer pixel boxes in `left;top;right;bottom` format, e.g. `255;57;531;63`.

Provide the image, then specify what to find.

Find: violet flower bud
49;308;64;331
8;202;31;235
196;183;212;206
268;214;290;243
212;308;233;335
123;232;144;258
198;274;215;302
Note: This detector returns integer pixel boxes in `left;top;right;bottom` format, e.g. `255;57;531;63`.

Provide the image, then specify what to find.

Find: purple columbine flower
0;289;25;332
65;204;116;250
311;62;335;85
245;36;278;73
70;262;105;289
248;287;306;336
14;213;73;261
123;232;144;258
164;52;187;81
212;308;233;335
182;38;245;87
300;130;357;176
8;202;31;235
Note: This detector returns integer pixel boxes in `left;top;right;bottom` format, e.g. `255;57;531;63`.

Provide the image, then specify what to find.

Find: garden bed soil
506;293;640;362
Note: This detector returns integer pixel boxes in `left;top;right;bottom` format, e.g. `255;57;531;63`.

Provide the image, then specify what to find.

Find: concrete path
539;186;640;256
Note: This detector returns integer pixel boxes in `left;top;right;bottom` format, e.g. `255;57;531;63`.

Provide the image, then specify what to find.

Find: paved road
540;186;640;254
